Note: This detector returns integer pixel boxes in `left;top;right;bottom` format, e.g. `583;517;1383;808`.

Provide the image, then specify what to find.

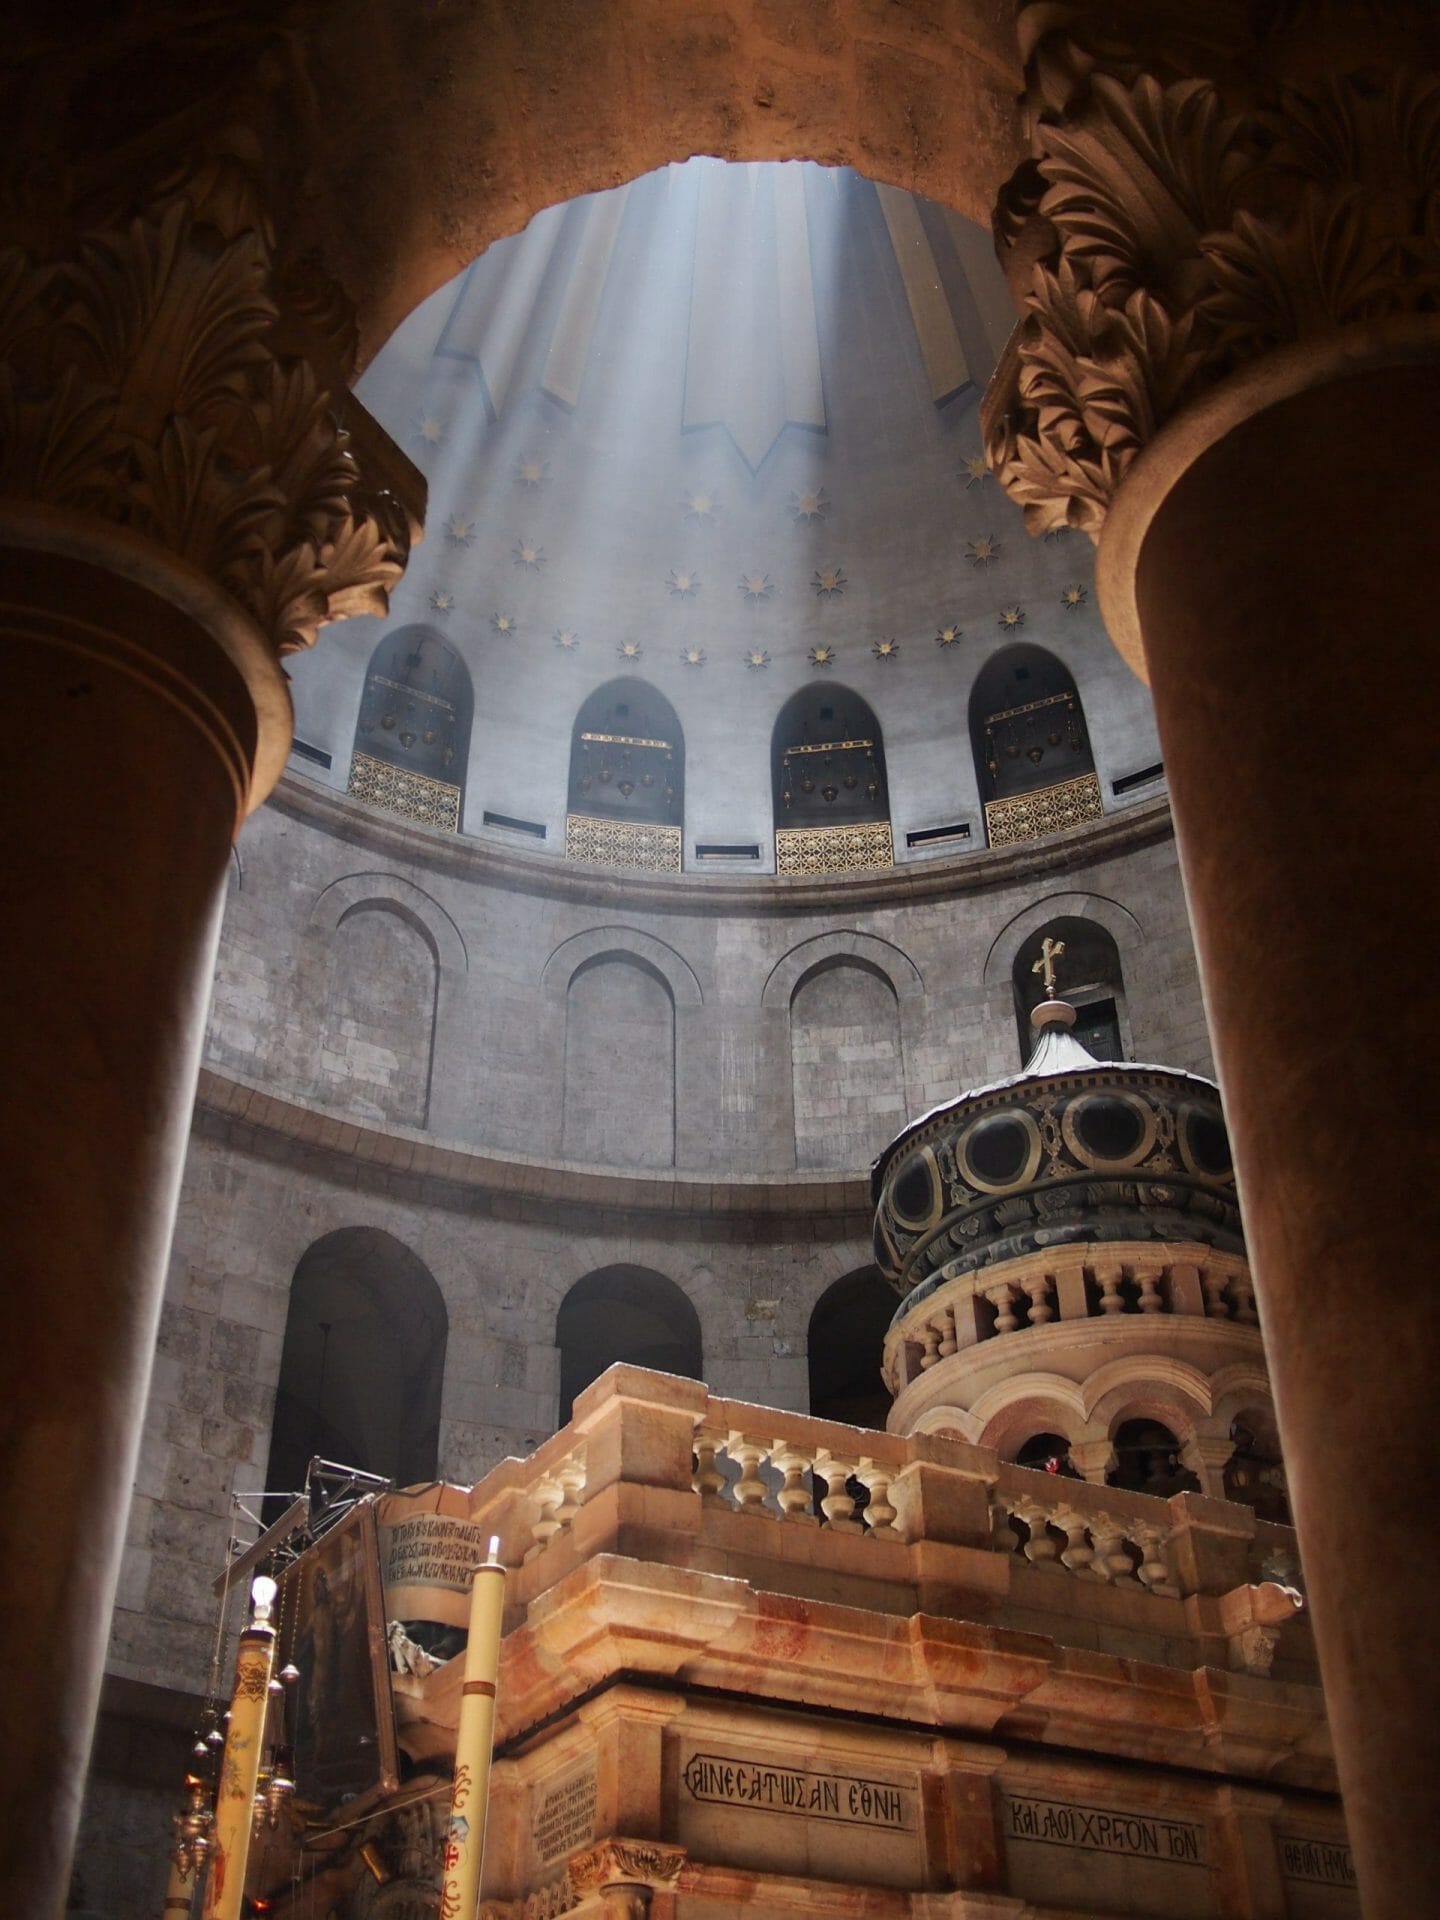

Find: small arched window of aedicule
1015;1432;1083;1477
566;679;684;874
808;1269;896;1428
350;625;473;832
265;1229;448;1523
1106;1418;1200;1498
1012;915;1129;1064
555;1266;702;1424
771;685;893;874
970;644;1100;848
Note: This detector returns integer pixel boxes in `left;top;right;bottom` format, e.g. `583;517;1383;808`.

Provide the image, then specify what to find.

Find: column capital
983;0;1440;550
0;143;423;806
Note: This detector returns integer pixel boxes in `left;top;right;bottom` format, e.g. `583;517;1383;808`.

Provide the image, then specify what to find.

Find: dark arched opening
555;1266;702;1424
807;1268;895;1428
265;1228;448;1522
1012;915;1128;1064
350;624;473;831
1106;1419;1200;1498
566;679;684;872
1015;1432;1082;1477
771;685;892;873
970;644;1099;847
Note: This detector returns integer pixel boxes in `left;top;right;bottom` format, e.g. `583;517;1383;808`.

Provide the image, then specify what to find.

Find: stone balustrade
883;1242;1259;1393
452;1365;1307;1688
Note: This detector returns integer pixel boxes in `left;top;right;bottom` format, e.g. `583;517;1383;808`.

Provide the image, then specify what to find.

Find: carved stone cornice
0;143;423;666
983;0;1440;539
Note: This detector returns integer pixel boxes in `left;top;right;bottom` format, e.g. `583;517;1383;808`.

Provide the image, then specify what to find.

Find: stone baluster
1132;1523;1180;1598
554;1453;587;1533
770;1440;818;1523
726;1433;770;1511
935;1305;958;1358
1052;1506;1098;1578
1094;1262;1127;1315
1202;1268;1233;1320
1134;1263;1165;1314
991;1498;1023;1554
692;1427;727;1502
917;1321;942;1369
1229;1271;1260;1326
1022;1274;1056;1326
813;1451;863;1533
984;1279;1020;1334
526;1473;566;1559
1012;1496;1060;1565
856;1458;899;1538
1088;1514;1139;1586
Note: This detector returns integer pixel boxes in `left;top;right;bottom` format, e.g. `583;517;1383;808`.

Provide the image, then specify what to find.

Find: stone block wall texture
791;959;904;1168
562;955;676;1167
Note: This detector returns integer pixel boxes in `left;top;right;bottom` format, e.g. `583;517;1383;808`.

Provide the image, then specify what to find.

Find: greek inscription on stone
381;1517;490;1593
1279;1835;1357;1888
1004;1795;1207;1866
533;1768;598;1865
681;1752;915;1831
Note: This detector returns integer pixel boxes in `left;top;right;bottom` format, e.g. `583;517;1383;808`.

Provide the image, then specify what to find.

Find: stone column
0;160;417;1918
985;9;1440;1914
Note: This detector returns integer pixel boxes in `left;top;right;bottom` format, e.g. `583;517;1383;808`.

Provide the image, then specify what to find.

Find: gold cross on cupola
1032;936;1066;999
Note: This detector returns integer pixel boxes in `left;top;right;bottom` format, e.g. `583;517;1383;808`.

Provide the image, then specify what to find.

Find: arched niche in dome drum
566;679;685;872
555;1266;702;1425
350;625;473;833
771;685;892;874
264;1229;448;1525
1012;915;1130;1065
969;644;1099;849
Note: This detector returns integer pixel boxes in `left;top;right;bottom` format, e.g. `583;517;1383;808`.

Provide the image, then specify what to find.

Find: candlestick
201;1575;278;1920
439;1538;505;1920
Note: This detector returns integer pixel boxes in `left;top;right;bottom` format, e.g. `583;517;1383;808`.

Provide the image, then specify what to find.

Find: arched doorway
566;679;684;873
970;644;1099;848
771;685;892;874
265;1229;448;1519
555;1266;702;1423
807;1269;895;1429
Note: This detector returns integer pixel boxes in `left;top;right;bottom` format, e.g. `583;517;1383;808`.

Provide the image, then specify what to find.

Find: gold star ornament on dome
416;414;445;445
515;455;550;490
444;515;475;546
680;645;707;668
790;486;831;522
491;611;518;636
513;538;546;570
744;648;771;670
666;568;700;597
872;638;900;661
963;454;989;488
966;534;1002;567
808;645;836;668
553;628;580;652
998;605;1026;630
617;639;644;661
812;565;847;598
935;622;963;648
682;490;719;523
429;589;454;615
739;571;775;603
1060;583;1088;611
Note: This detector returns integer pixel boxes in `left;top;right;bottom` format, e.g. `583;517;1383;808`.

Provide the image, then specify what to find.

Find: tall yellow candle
439;1538;506;1920
202;1576;277;1920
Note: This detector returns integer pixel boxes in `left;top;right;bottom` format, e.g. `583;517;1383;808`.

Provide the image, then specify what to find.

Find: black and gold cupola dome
871;945;1240;1308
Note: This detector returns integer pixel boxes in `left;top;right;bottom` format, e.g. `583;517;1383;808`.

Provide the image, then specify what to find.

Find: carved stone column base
0;516;289;1919
1094;338;1440;1920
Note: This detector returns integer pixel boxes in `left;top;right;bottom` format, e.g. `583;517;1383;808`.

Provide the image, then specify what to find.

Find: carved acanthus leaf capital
984;1;1440;536
0;155;422;659
567;1839;686;1892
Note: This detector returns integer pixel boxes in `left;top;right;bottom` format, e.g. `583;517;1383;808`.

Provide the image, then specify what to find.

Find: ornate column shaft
0;150;420;1920
985;7;1440;1914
